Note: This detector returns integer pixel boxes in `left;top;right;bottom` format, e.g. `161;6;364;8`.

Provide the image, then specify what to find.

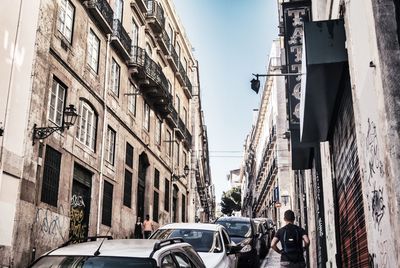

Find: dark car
215;216;261;268
253;219;269;259
255;217;276;249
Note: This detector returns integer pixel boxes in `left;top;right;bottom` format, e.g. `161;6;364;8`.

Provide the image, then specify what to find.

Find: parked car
253;218;269;259
29;237;206;268
150;223;240;268
255;217;276;249
215;217;261;268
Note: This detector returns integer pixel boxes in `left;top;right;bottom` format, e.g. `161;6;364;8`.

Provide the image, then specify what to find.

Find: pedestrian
271;210;310;268
143;214;154;239
134;216;143;239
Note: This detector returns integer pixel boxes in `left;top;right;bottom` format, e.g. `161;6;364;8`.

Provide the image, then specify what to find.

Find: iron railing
130;46;146;66
112;19;132;54
143;53;169;94
160;28;171;49
88;0;114;28
146;0;165;29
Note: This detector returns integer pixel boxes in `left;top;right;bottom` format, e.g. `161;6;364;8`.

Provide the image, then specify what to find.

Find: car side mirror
227;244;242;255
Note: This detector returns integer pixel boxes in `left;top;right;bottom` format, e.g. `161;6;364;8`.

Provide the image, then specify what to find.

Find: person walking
271;210;310;268
134;216;144;239
143;214;154;239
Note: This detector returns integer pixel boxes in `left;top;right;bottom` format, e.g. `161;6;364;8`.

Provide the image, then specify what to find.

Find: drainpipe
96;33;111;235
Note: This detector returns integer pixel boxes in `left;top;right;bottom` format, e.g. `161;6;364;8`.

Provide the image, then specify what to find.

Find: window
123;169;132;207
105;126;116;164
87;30;100;73
114;0;123;21
175;95;180;115
181;193;186;222
143;102;150;131
172;252;192;268
41;146;62;206
164;178;170;211
57;0;75;43
166;129;172;157
168;24;174;46
183;107;188;126
176;42;181;59
76;100;97;151
48;78;66;126
154;168;160;189
110;58;120;96
175;141;180;168
146;42;152;56
167;81;172;94
128;83;137;116
184;58;188;73
125;142;134;168
132;19;139;48
155;119;162;145
153;191;159;222
183;151;187;168
102;181;113;226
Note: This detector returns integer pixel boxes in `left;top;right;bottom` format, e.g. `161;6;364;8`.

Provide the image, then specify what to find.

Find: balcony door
114;0;123;21
137;152;149;220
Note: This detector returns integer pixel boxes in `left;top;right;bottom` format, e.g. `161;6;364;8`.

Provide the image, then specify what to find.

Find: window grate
153;191;159;222
41;146;62;206
164;178;170;211
102;181;113;226
123;169;132;207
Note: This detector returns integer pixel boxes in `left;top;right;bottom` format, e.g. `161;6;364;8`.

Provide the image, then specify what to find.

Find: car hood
198;252;226;268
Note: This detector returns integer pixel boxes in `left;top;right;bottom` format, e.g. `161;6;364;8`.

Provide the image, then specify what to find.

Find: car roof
47;239;186;258
215;216;251;223
158;223;222;231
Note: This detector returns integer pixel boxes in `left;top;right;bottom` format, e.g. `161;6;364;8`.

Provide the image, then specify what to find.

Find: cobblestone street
261;249;281;268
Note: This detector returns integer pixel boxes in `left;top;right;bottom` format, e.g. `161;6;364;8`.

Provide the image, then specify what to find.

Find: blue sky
173;0;278;201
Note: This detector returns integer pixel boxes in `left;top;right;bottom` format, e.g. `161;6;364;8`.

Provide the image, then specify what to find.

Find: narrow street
261;249;281;268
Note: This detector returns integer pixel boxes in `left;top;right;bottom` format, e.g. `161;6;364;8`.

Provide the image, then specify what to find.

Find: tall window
114;0;123;21
57;0;75;43
76;100;97;151
105;126;116;164
110;58;120;96
175;95;180;115
176;42;181;59
184;58;188;73
124;142;134;207
48;78;66;126
154;168;160;189
102;181;113;226
166;129;172;157
128;83;137;116
181;193;186;222
167;81;172;94
143;102;150;131
132;19;139;48
168;24;174;46
183;107;188;126
41;146;62;207
164;178;170;211
182;151;187;168
123;169;132;207
174;141;180;168
153;191;159;222
146;42;152;56
155;119;162;145
87;30;100;73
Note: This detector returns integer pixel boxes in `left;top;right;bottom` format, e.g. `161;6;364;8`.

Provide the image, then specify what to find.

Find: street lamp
250;73;303;93
172;165;190;181
32;104;79;145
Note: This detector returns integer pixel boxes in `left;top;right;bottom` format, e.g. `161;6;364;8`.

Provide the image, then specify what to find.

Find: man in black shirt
271;210;310;268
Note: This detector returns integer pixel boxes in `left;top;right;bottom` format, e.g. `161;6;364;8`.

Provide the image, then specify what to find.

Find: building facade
0;0;213;267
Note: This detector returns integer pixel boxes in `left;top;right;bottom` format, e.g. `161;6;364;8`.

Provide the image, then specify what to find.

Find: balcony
84;0;114;34
156;28;171;56
167;45;180;72
128;46;172;117
111;19;132;60
131;0;147;13
165;106;192;148
145;0;165;34
182;72;192;97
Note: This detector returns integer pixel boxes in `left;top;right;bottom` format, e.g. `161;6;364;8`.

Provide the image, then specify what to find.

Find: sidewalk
261;249;281;268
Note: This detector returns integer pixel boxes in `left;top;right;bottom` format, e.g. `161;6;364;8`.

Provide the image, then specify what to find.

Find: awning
300;19;348;143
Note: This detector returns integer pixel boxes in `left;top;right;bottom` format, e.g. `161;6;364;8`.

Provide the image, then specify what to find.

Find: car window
216;221;252;238
221;229;231;248
214;232;223;253
161;254;177;268
172;252;193;268
30;256;156;268
151;229;217;253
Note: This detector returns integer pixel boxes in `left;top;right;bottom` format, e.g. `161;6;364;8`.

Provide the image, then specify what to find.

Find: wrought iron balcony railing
129;46;146;67
111;19;132;59
143;53;169;93
84;0;114;34
157;28;171;55
145;0;165;33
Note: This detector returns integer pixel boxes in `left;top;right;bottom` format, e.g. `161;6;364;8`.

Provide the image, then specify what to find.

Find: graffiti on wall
34;205;67;243
366;119;385;181
69;194;87;243
371;184;385;232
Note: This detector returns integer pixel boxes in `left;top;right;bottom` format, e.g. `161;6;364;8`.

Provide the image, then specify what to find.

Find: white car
150;223;240;268
29;237;206;268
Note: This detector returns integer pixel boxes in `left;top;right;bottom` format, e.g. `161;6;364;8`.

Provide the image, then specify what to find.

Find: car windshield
30;256;156;268
151;229;218;252
216;221;252;238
